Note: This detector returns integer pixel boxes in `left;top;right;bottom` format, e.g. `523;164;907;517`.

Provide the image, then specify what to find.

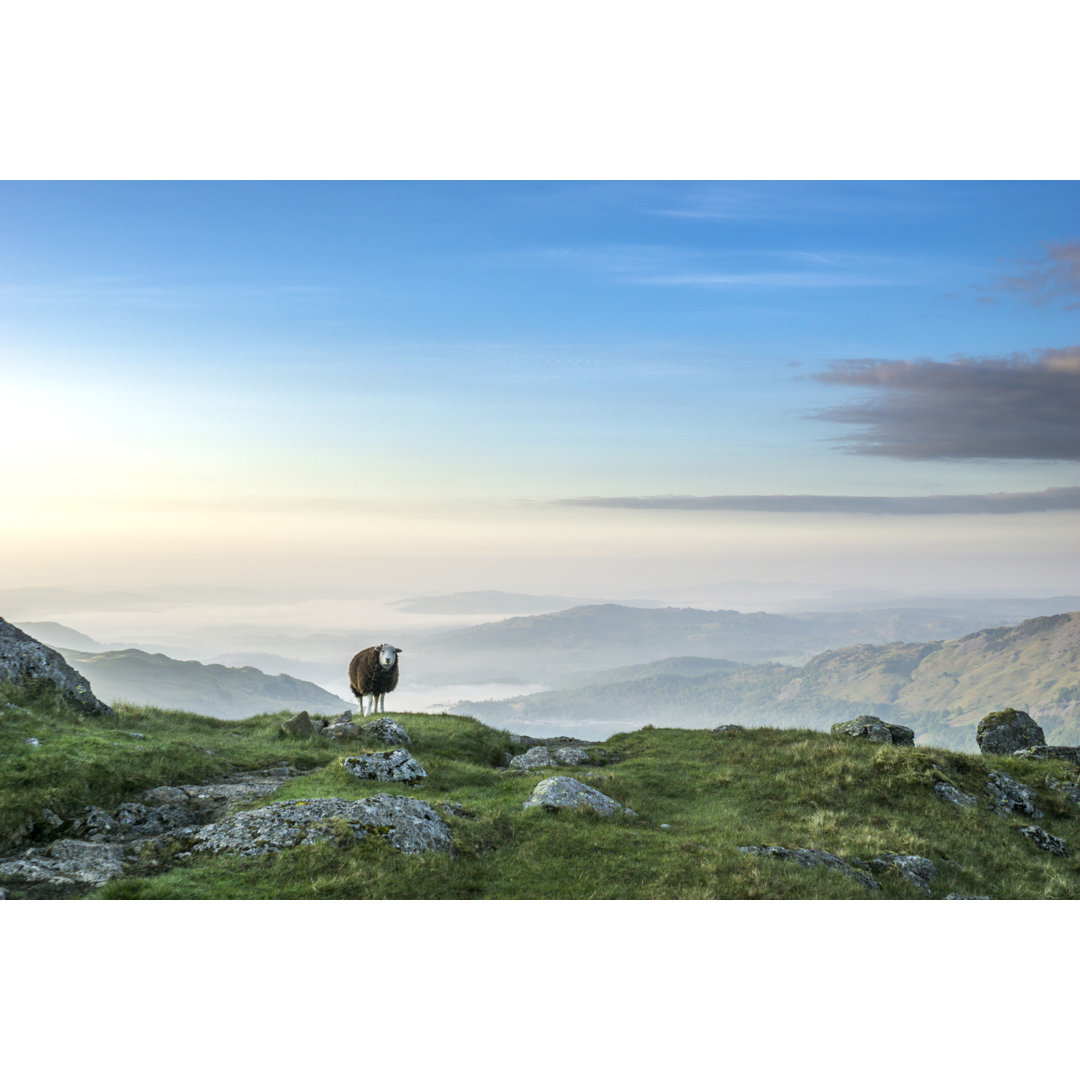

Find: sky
2;180;1079;599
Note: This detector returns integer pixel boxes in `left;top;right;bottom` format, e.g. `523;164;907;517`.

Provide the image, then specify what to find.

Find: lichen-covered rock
976;708;1045;756
281;711;314;737
985;772;1042;818
1012;745;1080;766
552;747;590;766
944;893;992;900
711;724;744;734
321;721;361;739
361;716;411;745
509;746;556;770
868;853;938;894
192;795;454;856
0;838;130;888
831;715;914;746
737;845;880;890
932;780;978;808
1017;825;1068;856
1045;776;1080;803
342;749;426;783
0;617;113;715
114;802;202;835
522;776;636;817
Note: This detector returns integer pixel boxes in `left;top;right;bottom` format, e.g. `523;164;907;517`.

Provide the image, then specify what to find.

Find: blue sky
2;181;1078;596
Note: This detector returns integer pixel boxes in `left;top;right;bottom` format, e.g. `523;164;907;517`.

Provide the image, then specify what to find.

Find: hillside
2;680;1079;900
58;647;351;719
456;612;1080;750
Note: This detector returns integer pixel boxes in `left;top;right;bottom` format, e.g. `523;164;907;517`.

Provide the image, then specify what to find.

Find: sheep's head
378;644;402;669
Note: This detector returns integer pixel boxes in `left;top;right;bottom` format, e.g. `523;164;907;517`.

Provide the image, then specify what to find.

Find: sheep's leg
363;693;374;717
375;693;385;714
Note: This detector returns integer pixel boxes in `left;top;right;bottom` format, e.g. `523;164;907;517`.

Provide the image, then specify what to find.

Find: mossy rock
975;708;1045;756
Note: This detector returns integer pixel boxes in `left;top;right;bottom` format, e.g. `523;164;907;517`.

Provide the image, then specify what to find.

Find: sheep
348;643;402;717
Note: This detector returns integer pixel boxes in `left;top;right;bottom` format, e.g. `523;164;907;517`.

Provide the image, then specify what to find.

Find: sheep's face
378;645;401;669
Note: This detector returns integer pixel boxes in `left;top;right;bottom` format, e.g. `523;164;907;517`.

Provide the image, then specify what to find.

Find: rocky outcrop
1045;776;1080;803
0;839;130;889
932;780;978;808
321;720;361;739
0;617;112;715
1017;825;1068;856
831;715;914;746
868;853;938;894
522;776;636;817
985;772;1042;818
362;717;411;745
508;745;592;769
1012;746;1080;766
737;845;881;890
976;708;1045;756
191;795;454;856
342;750;427;783
711;724;744;734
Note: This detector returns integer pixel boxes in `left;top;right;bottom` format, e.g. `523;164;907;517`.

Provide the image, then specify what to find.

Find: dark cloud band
811;349;1080;461
560;487;1080;515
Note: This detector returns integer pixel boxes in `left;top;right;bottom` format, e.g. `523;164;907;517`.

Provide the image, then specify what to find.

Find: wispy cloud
559;487;1080;515
994;241;1080;309
811;349;1080;461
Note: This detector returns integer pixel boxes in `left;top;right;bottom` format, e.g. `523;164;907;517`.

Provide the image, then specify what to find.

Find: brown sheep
348;643;402;716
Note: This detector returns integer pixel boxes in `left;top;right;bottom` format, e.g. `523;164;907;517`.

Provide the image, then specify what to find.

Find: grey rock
932;780;978;808
1017;825;1068;856
1045;775;1080;803
869;853;938;894
361;717;411;745
0;888;6;899
280;711;314;738
140;786;191;807
24;737;41;747
522;776;636;817
114;802;202;835
985;772;1042;818
509;746;556;770
321;721;361;739
976;708;1045;756
737;845;880;890
552;747;591;766
0;617;113;715
1013;745;1080;766
192;795;454;856
342;749;427;783
944;893;992;900
0;838;129;887
831;715;915;746
711;724;744;733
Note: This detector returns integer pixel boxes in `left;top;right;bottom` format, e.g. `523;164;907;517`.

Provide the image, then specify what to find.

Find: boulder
976;708;1045;756
831;715;914;746
0;617;113;715
0;838;129;888
736;845;880;890
932;780;978;808
711;724;744;734
342;749;427;783
281;711;314;738
361;717;411;745
1012;745;1080;766
985;772;1042;818
509;746;556;770
552;747;590;766
321;721;361;739
1017;825;1068;856
868;853;938;894
192;795;455;855
522;776;636;817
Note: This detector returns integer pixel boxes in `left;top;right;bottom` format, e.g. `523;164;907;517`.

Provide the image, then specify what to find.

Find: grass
3;678;1080;899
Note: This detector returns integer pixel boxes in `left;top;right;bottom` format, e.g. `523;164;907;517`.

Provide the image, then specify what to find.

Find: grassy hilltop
2;680;1079;900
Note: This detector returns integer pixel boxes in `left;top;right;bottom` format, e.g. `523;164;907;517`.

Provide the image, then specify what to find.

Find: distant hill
390;591;622;615
18;621;107;652
455;612;1080;751
58;648;352;719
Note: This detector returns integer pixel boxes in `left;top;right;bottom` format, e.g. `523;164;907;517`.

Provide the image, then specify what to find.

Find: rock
976;708;1045;756
191;795;455;856
1045;776;1080;803
140;786;191;807
0;888;6;900
440;802;475;819
0;838;129;888
24;737;40;747
1017;825;1068;856
361;717;411;745
281;711;314;738
0;617;113;715
1012;745;1080;766
868;853;938;894
509;746;556;770
114;802;202;835
552;747;590;766
944;893;992;900
985;772;1042;818
320;721;361;739
831;715;914;746
932;780;978;808
522;776;636;817
342;749;427;783
737;845;880;890
711;724;744;733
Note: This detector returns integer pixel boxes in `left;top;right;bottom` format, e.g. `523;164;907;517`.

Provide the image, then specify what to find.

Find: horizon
3;181;1079;602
